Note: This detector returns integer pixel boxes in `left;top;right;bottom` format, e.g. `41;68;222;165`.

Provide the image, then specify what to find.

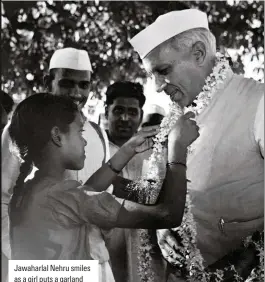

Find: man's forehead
143;44;173;72
55;68;91;80
112;97;140;107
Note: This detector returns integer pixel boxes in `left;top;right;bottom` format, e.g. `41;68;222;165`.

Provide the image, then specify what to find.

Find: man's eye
158;68;169;76
114;108;123;114
59;80;75;88
129;110;138;116
79;82;90;90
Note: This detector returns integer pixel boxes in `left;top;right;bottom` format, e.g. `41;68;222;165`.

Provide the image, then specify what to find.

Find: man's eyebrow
59;78;90;82
113;105;125;108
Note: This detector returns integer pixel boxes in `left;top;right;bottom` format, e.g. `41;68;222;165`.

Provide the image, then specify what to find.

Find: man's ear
43;74;52;92
105;106;109;119
139;109;144;126
51;126;62;147
192;41;206;66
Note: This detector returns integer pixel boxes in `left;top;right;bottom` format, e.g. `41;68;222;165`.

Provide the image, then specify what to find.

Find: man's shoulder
84;120;100;131
233;74;263;92
82;120;109;164
83;120;105;139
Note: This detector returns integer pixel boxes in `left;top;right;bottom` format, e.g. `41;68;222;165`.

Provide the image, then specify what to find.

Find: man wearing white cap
142;104;166;128
130;8;264;279
1;48;109;267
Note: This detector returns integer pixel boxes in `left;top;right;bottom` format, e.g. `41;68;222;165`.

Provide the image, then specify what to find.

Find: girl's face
61;112;87;170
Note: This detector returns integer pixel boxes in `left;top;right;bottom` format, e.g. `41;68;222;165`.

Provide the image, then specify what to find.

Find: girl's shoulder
26;175;83;198
48;179;82;192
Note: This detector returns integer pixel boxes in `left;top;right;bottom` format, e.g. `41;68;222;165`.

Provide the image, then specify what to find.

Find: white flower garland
127;52;264;282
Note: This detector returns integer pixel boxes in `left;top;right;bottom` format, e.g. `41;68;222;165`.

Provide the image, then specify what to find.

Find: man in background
142;104;166;128
104;81;167;282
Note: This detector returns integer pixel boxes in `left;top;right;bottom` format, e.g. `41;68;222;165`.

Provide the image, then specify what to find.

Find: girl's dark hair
8;92;78;256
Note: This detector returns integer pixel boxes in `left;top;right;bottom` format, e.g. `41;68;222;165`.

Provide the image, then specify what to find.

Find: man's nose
120;113;129;121
69;84;81;96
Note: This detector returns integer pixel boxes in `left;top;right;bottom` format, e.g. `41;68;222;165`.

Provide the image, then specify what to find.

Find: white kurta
187;69;264;266
1;120;109;259
106;141;167;282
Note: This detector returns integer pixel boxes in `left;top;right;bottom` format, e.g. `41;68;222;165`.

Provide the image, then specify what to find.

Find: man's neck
106;130;129;148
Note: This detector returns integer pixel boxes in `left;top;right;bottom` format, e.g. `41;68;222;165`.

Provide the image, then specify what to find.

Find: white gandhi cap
49;47;93;72
130;9;209;59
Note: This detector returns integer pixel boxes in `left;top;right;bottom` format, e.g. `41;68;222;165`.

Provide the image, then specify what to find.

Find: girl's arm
49;113;199;230
85;126;158;192
109;143;188;229
49;146;187;230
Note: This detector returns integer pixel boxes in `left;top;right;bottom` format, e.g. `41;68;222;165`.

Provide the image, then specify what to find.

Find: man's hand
156;229;184;266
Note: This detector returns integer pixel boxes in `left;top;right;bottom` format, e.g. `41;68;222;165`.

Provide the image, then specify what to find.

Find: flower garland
127;52;264;282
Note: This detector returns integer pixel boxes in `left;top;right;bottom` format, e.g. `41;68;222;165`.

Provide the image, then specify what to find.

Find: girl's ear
51;126;62;147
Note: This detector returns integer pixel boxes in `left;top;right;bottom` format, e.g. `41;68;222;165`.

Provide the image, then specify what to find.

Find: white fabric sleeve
254;95;264;157
100;126;114;194
2;123;20;258
1;123;20;199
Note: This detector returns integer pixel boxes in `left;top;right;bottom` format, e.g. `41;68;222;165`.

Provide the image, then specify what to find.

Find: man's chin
118;131;133;139
172;99;186;109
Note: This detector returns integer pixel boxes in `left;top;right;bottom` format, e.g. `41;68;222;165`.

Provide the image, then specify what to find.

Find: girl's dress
11;172;124;282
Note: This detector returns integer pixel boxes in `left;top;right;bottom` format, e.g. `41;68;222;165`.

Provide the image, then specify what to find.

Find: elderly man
104;81;167;282
130;8;264;280
1;48;109;269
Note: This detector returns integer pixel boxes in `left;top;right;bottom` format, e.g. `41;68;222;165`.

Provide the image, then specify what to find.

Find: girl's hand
123;125;160;154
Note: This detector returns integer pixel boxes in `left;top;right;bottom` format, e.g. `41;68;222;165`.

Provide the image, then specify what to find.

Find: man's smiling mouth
168;89;181;101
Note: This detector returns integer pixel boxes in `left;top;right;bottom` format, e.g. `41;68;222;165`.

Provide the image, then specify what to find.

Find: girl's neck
36;159;65;182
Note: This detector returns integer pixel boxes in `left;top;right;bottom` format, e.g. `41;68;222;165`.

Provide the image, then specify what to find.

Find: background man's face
107;97;142;140
1;104;8;133
143;44;205;108
51;68;91;108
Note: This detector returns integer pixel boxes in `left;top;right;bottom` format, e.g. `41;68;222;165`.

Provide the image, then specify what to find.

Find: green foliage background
1;1;264;99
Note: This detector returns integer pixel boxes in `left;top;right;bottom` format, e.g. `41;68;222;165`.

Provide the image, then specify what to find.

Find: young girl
9;93;199;281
